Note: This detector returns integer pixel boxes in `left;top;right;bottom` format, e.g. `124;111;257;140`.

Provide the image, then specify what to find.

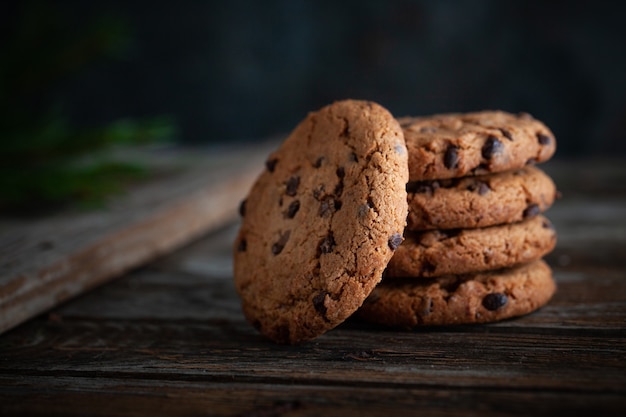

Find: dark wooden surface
0;143;273;335
1;158;625;416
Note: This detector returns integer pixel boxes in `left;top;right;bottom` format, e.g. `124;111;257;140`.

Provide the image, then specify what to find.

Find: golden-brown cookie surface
400;111;556;182
359;260;556;327
386;215;557;278
406;165;557;230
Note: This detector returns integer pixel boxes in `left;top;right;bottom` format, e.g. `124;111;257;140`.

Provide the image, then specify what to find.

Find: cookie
407;165;558;230
386;215;557;278
233;100;409;344
400;111;556;182
359;260;556;327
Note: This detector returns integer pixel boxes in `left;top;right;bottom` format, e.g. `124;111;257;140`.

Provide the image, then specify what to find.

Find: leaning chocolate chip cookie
386;215;557;278
399;111;556;182
407;165;558;230
359;260;556;327
233;100;408;344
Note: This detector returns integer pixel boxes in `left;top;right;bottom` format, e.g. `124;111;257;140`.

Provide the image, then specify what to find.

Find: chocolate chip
526;158;537;166
313;185;325;200
238;239;247;252
421;297;433;316
349;152;358;162
444;145;459;169
266;158;278;172
388;233;403;250
313;292;328;316
477;182;490;195
542;218;555;230
407;181;434;194
333;167;345;198
499;128;514;141
357;204;370;217
239;199;246;217
286;200;300;218
523;203;540;218
286;176;300;196
537;133;552;145
366;196;376;211
319;197;336;217
272;231;291;255
482;293;508;311
271;243;281;255
314;156;325;168
319;233;336;254
482;136;503;159
467;181;490;196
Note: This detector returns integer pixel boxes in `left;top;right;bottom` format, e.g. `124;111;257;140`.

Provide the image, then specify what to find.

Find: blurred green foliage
0;3;176;214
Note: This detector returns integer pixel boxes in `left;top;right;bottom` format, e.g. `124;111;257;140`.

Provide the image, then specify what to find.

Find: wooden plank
1;316;624;392
1;158;625;416
0;142;276;335
1;375;624;417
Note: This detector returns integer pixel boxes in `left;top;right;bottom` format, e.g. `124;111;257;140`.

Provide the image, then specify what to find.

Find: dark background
3;0;626;157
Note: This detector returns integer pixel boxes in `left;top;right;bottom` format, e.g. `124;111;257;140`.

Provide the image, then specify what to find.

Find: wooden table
1;157;625;416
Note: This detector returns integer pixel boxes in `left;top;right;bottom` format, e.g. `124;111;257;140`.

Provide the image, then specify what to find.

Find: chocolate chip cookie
386;215;557;278
400;111;556;182
359;260;556;327
407;165;558;230
233;100;409;344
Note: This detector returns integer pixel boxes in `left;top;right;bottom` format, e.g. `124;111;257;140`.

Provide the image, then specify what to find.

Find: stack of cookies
358;111;558;327
233;100;558;344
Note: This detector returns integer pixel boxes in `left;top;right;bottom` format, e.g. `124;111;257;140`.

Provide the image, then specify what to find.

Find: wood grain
0;142;276;335
0;158;625;416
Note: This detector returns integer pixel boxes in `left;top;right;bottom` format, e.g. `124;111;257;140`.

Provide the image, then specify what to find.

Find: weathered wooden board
0;142;276;335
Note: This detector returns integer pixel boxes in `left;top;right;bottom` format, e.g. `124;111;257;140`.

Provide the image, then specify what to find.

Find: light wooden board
0;142;276;334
